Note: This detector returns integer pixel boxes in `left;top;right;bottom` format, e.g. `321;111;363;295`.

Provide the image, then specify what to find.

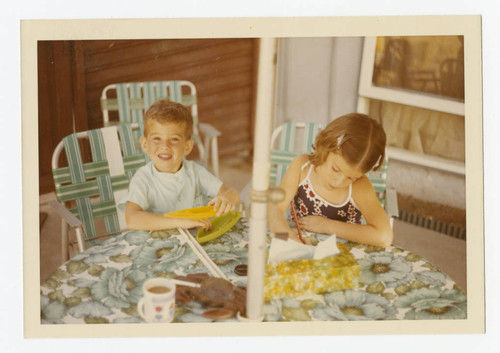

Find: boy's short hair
143;99;194;138
309;113;387;172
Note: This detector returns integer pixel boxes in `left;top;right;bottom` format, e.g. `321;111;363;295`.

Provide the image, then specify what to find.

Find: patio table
40;218;467;324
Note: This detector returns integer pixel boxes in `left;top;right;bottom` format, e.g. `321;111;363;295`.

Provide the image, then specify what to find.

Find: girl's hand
281;226;313;245
287;231;313;245
298;215;331;235
177;217;212;231
208;195;236;216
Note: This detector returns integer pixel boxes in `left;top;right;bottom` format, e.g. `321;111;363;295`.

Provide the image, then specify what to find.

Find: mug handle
137;298;146;321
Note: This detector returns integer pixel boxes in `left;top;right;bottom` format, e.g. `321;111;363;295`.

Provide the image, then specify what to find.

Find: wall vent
399;210;466;240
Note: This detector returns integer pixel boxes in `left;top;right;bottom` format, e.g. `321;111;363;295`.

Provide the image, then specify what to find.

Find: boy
124;99;239;231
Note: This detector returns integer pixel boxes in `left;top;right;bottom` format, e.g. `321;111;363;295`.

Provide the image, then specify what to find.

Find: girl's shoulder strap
297;155;312;183
302;161;314;180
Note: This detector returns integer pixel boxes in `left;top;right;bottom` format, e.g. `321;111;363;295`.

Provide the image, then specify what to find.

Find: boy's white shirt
118;159;222;216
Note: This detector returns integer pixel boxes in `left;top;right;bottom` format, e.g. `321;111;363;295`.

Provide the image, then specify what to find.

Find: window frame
359;37;465;116
357;37;465;176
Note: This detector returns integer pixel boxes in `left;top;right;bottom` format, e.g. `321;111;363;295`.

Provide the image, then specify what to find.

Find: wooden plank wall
38;38;259;194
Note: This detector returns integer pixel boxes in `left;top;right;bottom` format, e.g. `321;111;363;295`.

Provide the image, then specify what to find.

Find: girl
271;113;393;247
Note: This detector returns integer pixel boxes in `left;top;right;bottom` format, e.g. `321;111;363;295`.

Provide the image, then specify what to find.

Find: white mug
138;278;176;323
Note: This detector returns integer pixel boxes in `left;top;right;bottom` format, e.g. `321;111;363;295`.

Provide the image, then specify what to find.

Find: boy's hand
208;196;235;216
177;217;212;231
208;184;239;216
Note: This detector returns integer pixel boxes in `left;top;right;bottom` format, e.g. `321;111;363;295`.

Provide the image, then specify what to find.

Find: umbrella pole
246;38;277;321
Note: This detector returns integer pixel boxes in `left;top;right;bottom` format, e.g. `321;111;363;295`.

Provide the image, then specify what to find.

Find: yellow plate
196;211;242;244
163;206;217;219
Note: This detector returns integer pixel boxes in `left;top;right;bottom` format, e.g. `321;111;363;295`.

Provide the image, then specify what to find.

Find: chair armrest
385;188;399;218
198;123;221;138
49;200;86;253
198;123;221;177
49;200;82;228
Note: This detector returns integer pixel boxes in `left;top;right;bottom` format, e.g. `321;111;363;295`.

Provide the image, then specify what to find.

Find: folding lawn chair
100;80;221;177
50;123;148;260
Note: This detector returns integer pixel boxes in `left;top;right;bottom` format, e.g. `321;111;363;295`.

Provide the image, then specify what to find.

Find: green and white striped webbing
88;128;121;242
54;124;147;246
116;81;198;122
115;81;200;145
270;122;325;186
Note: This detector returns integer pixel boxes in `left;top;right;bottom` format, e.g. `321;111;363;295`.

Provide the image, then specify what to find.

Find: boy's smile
140;120;193;173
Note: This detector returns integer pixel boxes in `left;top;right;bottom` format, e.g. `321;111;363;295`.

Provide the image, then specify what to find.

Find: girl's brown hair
309;113;386;172
143;99;193;138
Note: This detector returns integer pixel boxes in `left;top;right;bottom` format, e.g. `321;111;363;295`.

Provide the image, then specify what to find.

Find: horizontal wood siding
82;39;257;157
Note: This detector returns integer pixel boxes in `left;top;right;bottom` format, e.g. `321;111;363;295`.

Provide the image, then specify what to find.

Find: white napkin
268;234;339;264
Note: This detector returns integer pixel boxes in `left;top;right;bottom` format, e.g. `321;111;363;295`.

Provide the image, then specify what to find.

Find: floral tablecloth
41;218;466;324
